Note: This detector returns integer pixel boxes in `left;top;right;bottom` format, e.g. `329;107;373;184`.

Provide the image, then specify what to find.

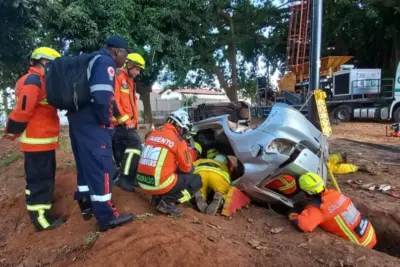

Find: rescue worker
193;149;231;215
112;53;145;192
67;35;134;231
328;152;358;174
288;172;377;248
137;108;202;216
3;47;64;231
265;174;297;196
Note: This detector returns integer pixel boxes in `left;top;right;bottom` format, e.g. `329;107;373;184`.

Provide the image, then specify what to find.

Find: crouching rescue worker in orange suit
137;109;202;216
3;47;65;231
288;172;377;248
112;53;145;192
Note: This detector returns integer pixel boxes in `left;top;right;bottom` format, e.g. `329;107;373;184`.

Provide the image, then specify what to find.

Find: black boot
78;197;94;221
156;199;183;217
114;176;134;192
29;211;65;231
151;195;161;206
98;213;135;232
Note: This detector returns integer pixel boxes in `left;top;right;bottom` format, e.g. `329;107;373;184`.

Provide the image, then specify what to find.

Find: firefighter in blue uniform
67;35;134;231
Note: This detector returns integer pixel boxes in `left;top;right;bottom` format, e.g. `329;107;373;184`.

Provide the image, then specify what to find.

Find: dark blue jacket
68;48;116;128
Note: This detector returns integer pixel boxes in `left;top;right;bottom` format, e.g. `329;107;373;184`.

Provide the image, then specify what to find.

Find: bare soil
0;123;400;267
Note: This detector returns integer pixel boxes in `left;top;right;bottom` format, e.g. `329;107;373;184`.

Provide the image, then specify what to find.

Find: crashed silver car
192;103;330;208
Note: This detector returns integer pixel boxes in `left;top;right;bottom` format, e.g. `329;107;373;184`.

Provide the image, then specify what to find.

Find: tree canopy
0;0;399;116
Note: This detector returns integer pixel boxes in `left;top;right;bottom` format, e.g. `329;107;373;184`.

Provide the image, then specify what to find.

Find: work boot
194;191;208;213
78;197;94;221
99;213;135;232
206;192;224;215
156;199;183;217
151;195;161;206
29;211;66;231
114;176;134;192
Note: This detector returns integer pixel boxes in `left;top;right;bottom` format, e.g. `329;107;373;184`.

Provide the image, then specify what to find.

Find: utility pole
308;0;323;127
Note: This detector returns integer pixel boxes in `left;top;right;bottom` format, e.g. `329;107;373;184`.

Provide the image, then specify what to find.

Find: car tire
334;105;352;122
392;106;400;123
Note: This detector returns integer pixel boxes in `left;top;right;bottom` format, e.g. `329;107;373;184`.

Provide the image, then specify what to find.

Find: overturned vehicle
192;103;330;208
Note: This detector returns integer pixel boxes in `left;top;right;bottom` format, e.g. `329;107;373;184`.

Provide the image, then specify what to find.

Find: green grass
0;152;21;168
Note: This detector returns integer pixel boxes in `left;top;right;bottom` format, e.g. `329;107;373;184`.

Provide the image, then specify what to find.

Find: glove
288;212;299;221
3;133;18;141
126;120;135;129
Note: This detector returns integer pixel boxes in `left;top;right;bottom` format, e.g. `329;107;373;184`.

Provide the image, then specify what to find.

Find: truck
253;58;400;123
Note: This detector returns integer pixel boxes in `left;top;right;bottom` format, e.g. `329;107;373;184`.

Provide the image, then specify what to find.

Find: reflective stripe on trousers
123;148;141;175
27;204;51;229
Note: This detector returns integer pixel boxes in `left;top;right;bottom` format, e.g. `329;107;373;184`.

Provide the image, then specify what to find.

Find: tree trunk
141;91;153;124
228;42;238;102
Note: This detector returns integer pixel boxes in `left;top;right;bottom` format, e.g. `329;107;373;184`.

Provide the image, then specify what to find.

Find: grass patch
83;232;100;249
0;152;21;168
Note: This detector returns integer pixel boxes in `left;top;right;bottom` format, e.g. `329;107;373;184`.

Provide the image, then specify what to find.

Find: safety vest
193;159;231;183
112;69;139;127
7;68;59;152
137;123;193;195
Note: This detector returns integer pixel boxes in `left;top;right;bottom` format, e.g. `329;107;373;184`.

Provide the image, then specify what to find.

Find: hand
288;212;299;221
3;133;18;141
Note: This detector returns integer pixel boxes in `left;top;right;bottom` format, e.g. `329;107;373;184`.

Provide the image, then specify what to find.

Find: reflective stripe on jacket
266;175;297;195
112;69;138;127
6;67;59;152
193;159;231;183
137;123;193;195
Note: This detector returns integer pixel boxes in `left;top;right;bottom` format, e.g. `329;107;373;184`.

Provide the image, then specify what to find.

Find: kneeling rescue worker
67;35;134;231
193;148;231;215
288;172;377;248
137;109;203;216
4;47;64;231
112;53;146;192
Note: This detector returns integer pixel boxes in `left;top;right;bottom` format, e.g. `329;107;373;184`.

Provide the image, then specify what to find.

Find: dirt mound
0;124;400;267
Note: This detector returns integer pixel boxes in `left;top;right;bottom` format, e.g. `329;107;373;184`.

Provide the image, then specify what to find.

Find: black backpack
44;53;101;111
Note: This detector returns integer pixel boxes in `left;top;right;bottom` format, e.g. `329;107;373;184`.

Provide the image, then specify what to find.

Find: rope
299;93;314;111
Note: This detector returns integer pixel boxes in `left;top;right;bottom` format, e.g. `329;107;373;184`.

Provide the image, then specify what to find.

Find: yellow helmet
299;172;325;195
194;142;202;155
125;53;145;69
31;47;61;61
207;148;219;159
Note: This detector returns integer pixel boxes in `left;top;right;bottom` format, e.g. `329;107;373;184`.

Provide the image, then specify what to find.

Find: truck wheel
334;105;352;122
393;107;400;123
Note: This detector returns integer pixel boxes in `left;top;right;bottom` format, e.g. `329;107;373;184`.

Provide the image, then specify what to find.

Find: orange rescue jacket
137;123;194;195
113;69;139;128
293;189;377;248
5;67;60;152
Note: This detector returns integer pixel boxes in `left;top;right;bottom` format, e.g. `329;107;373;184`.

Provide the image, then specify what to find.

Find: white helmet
214;154;228;165
167;108;192;134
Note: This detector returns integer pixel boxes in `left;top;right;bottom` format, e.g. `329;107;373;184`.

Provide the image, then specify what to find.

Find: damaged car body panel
193;103;330;208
